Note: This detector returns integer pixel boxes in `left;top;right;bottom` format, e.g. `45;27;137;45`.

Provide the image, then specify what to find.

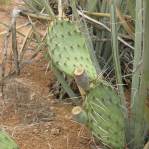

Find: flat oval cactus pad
47;20;97;80
84;82;125;148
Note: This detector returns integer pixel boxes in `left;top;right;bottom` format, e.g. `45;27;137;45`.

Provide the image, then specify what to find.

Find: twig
0;22;30;36
28;26;48;59
19;26;33;62
19;28;47;67
28;16;41;43
20;11;52;21
84;11;111;18
83;11;132;20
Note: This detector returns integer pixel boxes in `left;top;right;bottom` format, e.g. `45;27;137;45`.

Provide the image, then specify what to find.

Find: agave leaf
127;0;136;18
130;0;145;148
110;0;125;104
134;0;149;147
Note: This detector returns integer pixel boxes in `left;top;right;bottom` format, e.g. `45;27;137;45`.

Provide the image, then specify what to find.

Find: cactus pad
84;82;125;148
47;20;97;80
0;130;19;149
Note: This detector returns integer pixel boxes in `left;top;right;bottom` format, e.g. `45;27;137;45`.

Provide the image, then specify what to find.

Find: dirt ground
0;1;91;149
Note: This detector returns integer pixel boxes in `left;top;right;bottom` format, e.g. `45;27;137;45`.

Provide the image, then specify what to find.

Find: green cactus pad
84;82;125;148
0;130;19;149
47;20;97;80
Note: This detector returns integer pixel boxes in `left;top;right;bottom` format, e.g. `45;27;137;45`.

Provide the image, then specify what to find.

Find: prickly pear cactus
84;82;125;148
0;130;19;149
47;20;97;80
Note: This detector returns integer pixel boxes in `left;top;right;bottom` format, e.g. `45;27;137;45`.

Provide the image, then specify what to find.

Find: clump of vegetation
1;0;149;148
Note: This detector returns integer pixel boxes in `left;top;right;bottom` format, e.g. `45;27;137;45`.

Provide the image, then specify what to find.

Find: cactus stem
74;67;90;92
72;106;88;124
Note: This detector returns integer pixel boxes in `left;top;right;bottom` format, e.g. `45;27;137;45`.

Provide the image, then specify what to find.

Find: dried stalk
0;25;11;96
83;11;132;20
20;11;52;21
27;16;41;42
0;22;30;36
52;67;77;100
11;8;21;75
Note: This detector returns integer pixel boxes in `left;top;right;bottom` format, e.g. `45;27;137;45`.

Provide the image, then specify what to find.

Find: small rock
33;128;38;134
51;128;60;136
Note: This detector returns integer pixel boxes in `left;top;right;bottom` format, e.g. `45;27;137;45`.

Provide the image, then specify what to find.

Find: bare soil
0;1;91;149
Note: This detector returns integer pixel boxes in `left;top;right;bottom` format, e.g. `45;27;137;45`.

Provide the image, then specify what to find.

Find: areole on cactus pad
47;20;97;80
0;130;19;149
